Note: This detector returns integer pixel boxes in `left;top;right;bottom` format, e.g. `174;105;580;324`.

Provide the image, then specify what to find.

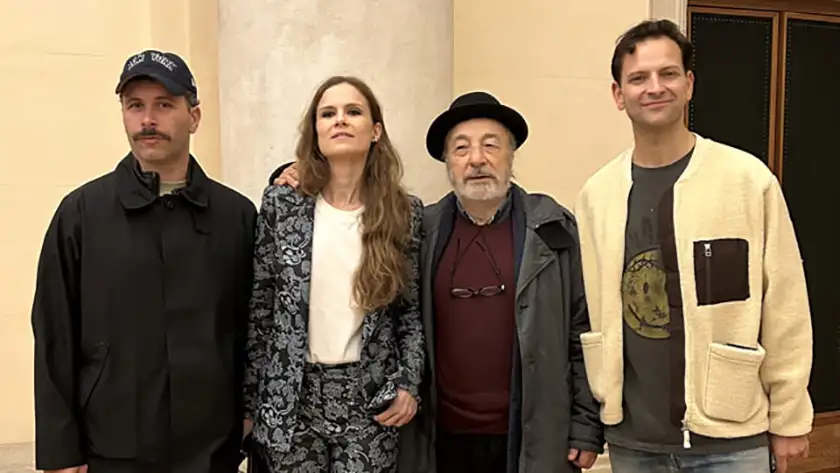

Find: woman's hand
374;389;417;427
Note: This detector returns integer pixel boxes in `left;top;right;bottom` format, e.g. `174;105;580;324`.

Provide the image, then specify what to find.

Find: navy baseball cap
115;50;197;98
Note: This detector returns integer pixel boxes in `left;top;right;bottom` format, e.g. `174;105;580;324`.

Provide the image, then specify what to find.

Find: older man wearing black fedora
270;91;604;472
403;91;605;473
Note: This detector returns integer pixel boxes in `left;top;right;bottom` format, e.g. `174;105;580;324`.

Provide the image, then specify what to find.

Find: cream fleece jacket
574;134;814;446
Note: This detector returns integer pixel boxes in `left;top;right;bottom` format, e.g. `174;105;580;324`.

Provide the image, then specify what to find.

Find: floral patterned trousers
264;362;399;473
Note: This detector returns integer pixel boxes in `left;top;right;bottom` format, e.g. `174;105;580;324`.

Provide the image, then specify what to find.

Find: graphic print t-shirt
606;149;691;451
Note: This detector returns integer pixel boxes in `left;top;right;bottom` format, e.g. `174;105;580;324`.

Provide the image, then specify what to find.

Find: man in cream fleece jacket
574;19;813;473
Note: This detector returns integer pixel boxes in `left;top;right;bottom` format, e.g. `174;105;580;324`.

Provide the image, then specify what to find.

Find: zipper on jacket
704;242;712;303
684;241;706;450
683;240;700;450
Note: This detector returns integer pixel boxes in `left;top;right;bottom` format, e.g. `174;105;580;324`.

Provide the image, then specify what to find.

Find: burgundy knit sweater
434;212;516;434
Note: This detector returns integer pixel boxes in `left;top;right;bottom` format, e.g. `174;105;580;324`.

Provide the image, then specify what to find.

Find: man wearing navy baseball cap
114;50;201;178
115;49;199;100
32;50;256;473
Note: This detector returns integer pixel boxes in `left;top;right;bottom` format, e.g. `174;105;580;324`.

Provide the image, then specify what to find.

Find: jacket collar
618;132;708;184
454;188;513;225
116;153;210;210
426;183;576;283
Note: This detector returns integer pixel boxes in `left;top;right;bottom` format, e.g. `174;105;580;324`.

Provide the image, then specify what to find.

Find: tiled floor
0;443;34;473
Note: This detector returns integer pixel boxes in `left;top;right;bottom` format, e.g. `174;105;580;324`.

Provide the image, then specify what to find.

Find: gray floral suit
243;184;425;471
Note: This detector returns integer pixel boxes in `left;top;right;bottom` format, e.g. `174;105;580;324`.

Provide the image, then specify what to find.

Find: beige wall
0;0;220;444
453;0;652;209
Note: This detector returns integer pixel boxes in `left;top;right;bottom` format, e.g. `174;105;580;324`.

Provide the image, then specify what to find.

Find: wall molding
652;0;689;30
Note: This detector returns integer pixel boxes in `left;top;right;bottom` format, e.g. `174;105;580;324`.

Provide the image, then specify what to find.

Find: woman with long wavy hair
242;76;425;472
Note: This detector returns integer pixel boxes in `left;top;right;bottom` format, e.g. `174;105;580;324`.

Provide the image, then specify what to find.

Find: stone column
217;0;454;204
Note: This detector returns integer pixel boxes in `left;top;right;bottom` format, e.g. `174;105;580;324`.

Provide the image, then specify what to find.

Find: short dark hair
611;19;694;83
184;91;200;108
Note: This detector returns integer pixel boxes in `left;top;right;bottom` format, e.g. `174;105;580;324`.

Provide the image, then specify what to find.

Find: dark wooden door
688;4;840;472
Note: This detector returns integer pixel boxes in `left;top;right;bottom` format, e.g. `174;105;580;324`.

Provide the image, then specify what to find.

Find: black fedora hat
426;91;528;161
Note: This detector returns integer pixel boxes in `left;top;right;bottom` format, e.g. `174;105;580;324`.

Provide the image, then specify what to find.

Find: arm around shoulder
267;161;296;186
758;178;814;437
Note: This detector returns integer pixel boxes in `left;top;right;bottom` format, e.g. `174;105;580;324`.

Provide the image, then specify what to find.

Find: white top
307;194;366;364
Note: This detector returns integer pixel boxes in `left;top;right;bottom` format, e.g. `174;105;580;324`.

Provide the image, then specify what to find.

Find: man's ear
189;105;202;134
611;82;626;111
686;70;695;102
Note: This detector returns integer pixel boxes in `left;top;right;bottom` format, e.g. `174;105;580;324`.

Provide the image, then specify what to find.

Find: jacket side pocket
79;341;109;411
580;331;605;403
703;342;766;422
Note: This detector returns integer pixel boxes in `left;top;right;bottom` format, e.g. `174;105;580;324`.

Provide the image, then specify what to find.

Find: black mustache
133;129;171;141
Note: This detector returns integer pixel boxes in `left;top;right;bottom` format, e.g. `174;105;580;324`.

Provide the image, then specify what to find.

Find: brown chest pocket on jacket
693;238;750;306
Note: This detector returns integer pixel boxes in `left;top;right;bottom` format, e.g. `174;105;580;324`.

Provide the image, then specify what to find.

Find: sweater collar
455;188;513;226
619;133;708;184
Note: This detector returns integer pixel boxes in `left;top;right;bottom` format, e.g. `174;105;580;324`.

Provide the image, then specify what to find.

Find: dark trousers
263;362;399;473
436;430;507;473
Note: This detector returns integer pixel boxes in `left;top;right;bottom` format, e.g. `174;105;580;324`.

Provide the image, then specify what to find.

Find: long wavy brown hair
295;76;412;312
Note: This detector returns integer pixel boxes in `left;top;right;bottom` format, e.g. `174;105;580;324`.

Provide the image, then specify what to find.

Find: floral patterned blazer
243;184;425;452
